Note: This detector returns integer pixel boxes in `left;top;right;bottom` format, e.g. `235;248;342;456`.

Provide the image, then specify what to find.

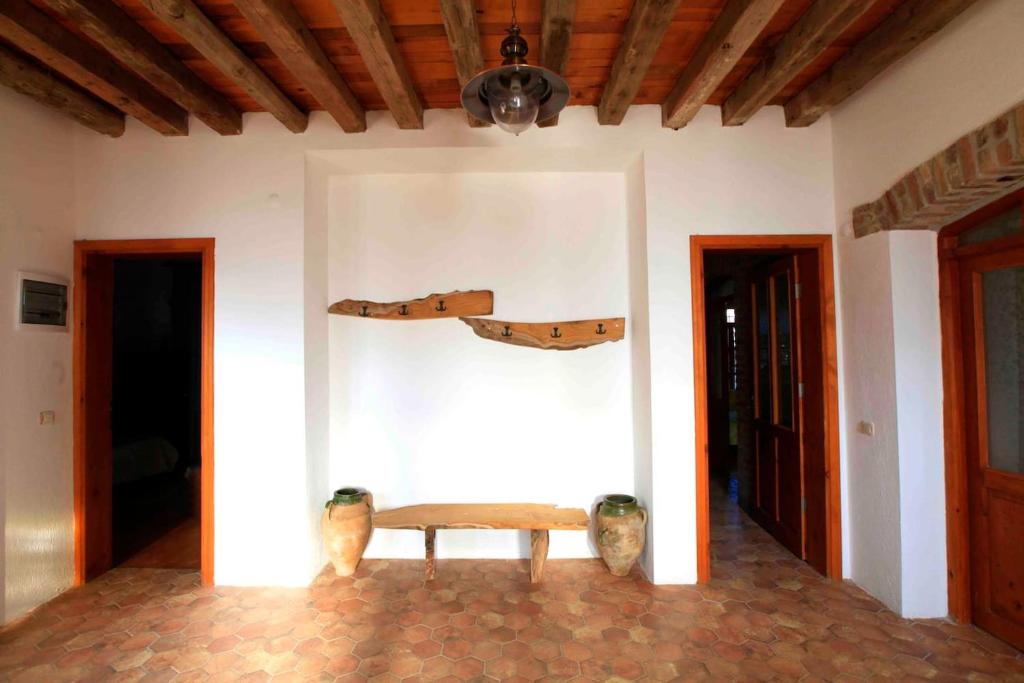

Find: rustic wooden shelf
328;290;493;320
460;317;625;351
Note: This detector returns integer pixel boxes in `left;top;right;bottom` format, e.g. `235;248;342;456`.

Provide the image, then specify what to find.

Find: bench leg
424;527;436;580
530;529;549;583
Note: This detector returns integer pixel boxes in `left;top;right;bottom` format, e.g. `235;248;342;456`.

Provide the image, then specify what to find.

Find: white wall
0;88;77;623
74;116;317;586
68;103;836;588
830;0;1024;616
328;172;632;560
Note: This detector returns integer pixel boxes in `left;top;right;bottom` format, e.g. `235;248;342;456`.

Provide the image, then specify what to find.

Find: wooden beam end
783;100;817;128
284;114;309;134
596;99;625;126
720;98;751;127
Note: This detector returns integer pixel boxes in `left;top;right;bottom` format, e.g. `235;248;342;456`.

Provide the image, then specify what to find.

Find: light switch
858;421;875;436
39;410;55;425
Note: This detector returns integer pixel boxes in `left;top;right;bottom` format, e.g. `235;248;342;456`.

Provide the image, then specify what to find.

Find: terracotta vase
321;487;373;577
595;494;647;577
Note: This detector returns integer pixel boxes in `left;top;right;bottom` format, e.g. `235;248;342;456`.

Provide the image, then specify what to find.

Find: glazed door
751;257;803;557
960;245;1024;650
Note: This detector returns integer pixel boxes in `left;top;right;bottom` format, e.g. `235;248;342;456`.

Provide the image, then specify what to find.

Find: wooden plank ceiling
0;0;976;137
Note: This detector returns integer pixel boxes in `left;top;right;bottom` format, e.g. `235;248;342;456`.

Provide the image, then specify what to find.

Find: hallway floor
1;486;1021;681
120;518;201;570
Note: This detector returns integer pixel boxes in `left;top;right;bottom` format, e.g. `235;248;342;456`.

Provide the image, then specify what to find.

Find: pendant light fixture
460;0;570;135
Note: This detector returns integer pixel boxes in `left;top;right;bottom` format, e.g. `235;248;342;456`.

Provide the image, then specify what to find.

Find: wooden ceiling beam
438;0;488;128
662;0;785;130
598;0;680;126
537;0;576;128
0;0;186;135
140;0;306;133
233;0;365;133
722;0;874;126
330;0;422;129
785;0;979;127
0;43;124;136
40;0;241;134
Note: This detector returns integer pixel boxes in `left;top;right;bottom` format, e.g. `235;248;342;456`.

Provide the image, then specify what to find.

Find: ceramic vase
321;487;373;577
595;494;647;577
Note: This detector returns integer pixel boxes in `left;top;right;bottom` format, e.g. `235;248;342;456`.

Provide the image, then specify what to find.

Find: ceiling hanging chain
510;0;519;29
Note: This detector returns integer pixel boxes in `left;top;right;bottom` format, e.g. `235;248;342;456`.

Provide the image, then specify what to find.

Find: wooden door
751;257;802;556
796;251;828;575
959;245;1024;650
79;253;114;580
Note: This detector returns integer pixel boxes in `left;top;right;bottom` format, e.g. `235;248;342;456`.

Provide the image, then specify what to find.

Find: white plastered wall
0;88;77;623
65;103;836;589
830;0;1024;616
327;169;633;560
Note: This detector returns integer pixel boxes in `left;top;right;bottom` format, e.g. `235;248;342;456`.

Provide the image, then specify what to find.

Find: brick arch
853;102;1024;238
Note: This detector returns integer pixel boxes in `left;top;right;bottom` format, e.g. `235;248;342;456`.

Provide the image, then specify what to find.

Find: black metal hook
398;304;409;316
551;326;562;339
358;305;370;318
435;300;447;312
501;325;512;338
596;323;606;335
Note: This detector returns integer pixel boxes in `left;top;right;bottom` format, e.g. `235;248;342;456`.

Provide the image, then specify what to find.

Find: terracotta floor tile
2;483;1022;681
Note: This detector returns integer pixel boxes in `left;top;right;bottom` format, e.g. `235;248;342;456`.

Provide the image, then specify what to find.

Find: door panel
756;429;776;520
83;254;114;580
960;246;1024;650
752;257;802;557
796;251;828;575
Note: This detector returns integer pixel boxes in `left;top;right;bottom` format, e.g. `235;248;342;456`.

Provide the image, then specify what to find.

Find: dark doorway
74;239;214;584
111;258;202;568
696;240;836;578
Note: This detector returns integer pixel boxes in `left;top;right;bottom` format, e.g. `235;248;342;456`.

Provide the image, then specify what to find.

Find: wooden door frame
73;238;215;586
690;234;841;582
938;186;1024;623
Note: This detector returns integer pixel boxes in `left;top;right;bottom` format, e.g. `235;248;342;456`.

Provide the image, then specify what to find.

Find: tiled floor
1;484;1022;681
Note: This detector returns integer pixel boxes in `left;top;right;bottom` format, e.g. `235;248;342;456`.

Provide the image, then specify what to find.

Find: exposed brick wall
852;101;1024;237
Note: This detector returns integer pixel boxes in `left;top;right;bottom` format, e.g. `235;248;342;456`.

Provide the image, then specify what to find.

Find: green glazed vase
595;494;647;576
321;487;373;577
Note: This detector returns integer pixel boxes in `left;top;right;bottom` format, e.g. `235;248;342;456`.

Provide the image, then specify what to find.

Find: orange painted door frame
690;234;842;582
74;238;215;586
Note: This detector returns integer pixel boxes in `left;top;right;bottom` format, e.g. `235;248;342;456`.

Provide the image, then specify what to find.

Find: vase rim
604;494;637;506
329;487;365;506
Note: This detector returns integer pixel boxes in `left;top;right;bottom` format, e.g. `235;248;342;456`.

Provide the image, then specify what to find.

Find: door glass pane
774;272;793;428
959;205;1021;247
982;266;1024;474
756;283;772;420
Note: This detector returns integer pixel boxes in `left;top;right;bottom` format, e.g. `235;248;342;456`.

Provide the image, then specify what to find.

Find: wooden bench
372;503;590;583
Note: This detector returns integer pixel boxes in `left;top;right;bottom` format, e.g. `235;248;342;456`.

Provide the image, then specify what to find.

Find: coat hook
435;300;447;312
358;305;370;318
551;326;562;339
596;323;606;335
399;304;409;316
501;325;513;338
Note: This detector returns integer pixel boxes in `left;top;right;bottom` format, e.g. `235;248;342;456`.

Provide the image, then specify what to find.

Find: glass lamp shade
488;71;538;135
461;64;569;133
